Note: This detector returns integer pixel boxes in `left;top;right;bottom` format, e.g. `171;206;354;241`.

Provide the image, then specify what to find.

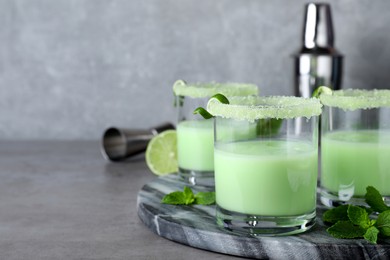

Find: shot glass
209;96;322;236
173;80;258;186
320;89;390;207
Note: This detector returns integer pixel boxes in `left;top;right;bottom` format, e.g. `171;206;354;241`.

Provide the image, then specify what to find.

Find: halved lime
145;130;178;176
173;79;259;98
319;89;390;111
207;96;322;122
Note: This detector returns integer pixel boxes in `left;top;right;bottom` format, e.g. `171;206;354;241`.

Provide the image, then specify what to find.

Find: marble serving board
137;175;390;259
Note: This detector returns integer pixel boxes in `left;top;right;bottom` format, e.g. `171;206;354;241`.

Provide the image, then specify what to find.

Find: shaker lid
302;3;334;51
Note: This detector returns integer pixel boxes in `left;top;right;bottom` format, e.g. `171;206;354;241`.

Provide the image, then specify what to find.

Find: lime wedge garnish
207;96;322;122
173;79;258;98
193;107;213;119
145;130;178;176
320;89;390;111
193;93;230;119
210;93;230;105
312;86;333;98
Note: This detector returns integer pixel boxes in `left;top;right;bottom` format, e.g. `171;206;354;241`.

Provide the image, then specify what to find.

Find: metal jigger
293;3;343;97
101;122;175;161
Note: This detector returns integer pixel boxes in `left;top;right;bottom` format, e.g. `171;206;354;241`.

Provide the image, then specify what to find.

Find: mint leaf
195;191;216;205
364;226;379;244
161;191;186;205
348;205;371;229
327;221;366;239
323;205;349;224
365;186;389;213
375;210;390;237
161;187;214;206
183;186;195;205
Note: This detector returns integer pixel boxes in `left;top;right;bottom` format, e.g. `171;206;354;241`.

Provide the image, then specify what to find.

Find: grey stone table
2;141;390;260
0;141;240;260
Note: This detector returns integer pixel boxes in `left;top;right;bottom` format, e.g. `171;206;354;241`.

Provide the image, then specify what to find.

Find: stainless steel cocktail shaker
293;3;343;97
101;122;175;161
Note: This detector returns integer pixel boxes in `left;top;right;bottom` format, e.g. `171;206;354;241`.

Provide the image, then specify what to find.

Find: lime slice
172;79;259;98
319;89;390;111
207;95;322;122
193;93;230;119
312;86;333;98
145;130;178;176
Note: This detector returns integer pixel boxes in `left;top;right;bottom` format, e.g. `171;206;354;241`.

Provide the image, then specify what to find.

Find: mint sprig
323;186;390;244
161;186;215;206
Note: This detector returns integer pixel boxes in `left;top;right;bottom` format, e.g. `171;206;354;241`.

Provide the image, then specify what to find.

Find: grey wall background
1;0;390;140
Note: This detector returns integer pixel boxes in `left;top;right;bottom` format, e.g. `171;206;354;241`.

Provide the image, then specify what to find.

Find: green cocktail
319;89;390;206
177;119;257;173
321;130;390;197
177;120;214;172
215;139;317;216
208;95;322;236
173;80;259;186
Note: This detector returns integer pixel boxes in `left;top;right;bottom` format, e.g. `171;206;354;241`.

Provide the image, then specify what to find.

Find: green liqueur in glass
208;95;322;236
319;89;390;206
173;80;258;186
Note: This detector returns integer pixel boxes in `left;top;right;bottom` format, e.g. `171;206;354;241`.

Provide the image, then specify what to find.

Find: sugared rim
207;96;322;121
172;79;259;98
320;89;390;110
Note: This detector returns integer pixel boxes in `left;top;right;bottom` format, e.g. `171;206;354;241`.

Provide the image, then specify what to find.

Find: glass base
216;205;316;236
178;167;215;187
320;187;390;208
